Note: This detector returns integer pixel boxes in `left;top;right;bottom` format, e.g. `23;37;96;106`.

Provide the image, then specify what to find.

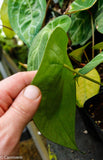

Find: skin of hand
0;71;42;156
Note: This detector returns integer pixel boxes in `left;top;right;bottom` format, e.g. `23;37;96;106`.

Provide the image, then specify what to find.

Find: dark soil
86;94;103;130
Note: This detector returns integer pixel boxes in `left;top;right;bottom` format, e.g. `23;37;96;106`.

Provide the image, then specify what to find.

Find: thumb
2;85;41;132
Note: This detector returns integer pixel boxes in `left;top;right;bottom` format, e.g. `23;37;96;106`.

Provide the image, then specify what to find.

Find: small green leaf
93;42;103;50
28;15;71;70
31;27;77;150
78;52;103;75
69;42;91;62
0;0;15;38
68;0;97;13
8;0;46;46
76;68;100;108
68;11;92;46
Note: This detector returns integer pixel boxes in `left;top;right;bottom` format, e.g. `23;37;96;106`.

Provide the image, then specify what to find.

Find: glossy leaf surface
31;27;77;149
68;0;97;13
28;15;71;70
78;52;103;75
76;68;100;108
0;0;15;38
69;42;91;62
8;0;46;46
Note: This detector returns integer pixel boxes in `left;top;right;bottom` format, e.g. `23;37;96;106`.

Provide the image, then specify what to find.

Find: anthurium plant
1;0;103;150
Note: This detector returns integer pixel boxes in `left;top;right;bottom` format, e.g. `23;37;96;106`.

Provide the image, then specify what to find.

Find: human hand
0;71;41;156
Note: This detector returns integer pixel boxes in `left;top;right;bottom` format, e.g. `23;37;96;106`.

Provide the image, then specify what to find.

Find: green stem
88;10;95;59
91;13;95;59
63;64;103;86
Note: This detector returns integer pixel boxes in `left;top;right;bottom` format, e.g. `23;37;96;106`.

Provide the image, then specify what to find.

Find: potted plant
0;0;103;151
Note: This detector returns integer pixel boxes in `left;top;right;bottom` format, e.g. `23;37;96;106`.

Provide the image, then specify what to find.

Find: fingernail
23;85;41;100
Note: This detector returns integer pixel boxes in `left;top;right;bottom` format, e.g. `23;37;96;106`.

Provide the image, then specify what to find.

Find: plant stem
63;0;72;14
83;50;89;62
42;0;52;28
63;64;103;86
0;24;13;31
88;10;95;59
91;14;95;59
19;62;27;69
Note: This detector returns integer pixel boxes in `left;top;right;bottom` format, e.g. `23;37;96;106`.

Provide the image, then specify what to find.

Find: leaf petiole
0;24;13;31
63;64;103;86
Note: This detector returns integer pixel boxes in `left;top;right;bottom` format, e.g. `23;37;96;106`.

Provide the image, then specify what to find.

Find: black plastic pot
79;92;103;142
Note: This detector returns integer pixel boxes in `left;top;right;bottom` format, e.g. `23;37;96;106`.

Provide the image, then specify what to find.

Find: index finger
0;71;36;112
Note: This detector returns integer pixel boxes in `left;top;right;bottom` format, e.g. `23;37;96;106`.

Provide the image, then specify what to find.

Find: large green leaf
28;15;71;70
68;11;92;46
31;27;77;149
0;0;15;38
69;42;91;62
78;52;103;75
68;0;97;13
8;0;46;47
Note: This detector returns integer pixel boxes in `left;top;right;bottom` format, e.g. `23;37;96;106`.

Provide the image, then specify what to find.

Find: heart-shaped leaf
8;0;46;46
0;0;15;38
76;68;100;108
28;15;71;70
68;0;97;13
69;42;91;62
31;27;77;150
78;52;103;75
